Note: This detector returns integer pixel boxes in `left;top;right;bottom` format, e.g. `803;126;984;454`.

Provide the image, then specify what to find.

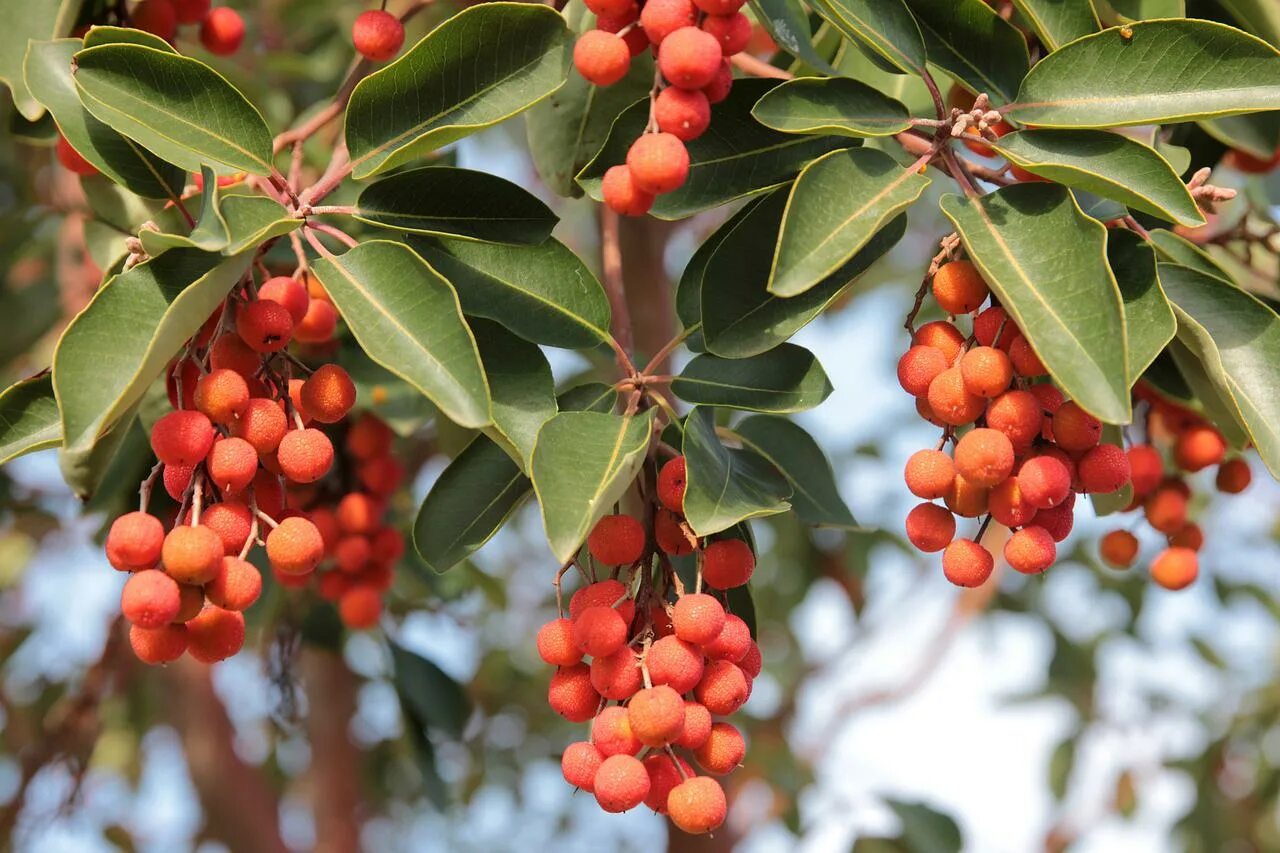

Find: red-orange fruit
667;776;727;835
592;706;642;757
537;618;581;667
207;437;258;493
942;539;995;587
945;474;989;519
1008;336;1047;377
693;721;745;775
1052;402;1102;452
643;753;695;814
1169;522;1204;552
572;605;629;658
932;260;989;315
200;500;253;556
562;741;605;792
738;640;762;678
658;456;687;512
163;464;194;501
1032;496;1075;543
129;624;187;665
162;524;224;585
986;390;1043;450
358;455;404;496
646;635;704;694
336;491;383;535
954;428;1015;488
602;165;655;216
959;346;1013;398
236;299;293;353
650;601;675;638
176;583;206;622
590;647;644;700
121;569;182;629
655;85;712;141
702;12;751;55
694;0;746;13
550;662;601;722
1151;546;1198;590
206;556;262;611
640;0;697;45
574;30;631;86
1077;444;1132;494
702;58;733;103
701;538;755;589
1174;424;1227;472
569;578;634;621
626;132;690;194
693;659;749;715
973;306;1019;350
672;592;726;645
339;585;382;629
587;514;646;566
277;428;334;484
194;369;250;424
334;535;371;574
598;10;652;57
294;298;338;343
1028;382;1065;418
55;136;98;175
905;502;956;552
351;8;405;61
586;0;638;19
675;700;713;750
1017;455;1072;509
200;6;245;55
1224;148;1280;174
209;333;260;378
989;476;1036;528
1216;458;1251;494
258;276;309;323
174;0;209;25
593;754;650;813
1004;526;1056;575
1144;485;1189;535
231;398;288;455
185;605;246;662
249;469;285;518
904;449;956;500
897;345;949;397
656;508;695;555
266;516;324;575
299;364;356;423
151;410;216;467
106;511;165;572
912;321;965;363
132;0;178;40
702;613;751;662
628;685;686;747
1099;529;1139;568
927;367;986;426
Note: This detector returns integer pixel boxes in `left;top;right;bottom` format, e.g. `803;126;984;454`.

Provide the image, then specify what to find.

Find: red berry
640;0;696;45
701;13;751;55
258;276;309;324
151;410;216;467
133;0;178;40
55;136;98;176
352;9;405;62
654;86;711;141
657;456;687;512
658;27;723;90
121;569;182;629
601;165;655;217
574;30;631;86
701;538;754;589
587;514;646;566
626;132;690;195
200;7;245;56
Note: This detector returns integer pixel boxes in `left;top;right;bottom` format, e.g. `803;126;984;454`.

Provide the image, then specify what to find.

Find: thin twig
600;208;637;379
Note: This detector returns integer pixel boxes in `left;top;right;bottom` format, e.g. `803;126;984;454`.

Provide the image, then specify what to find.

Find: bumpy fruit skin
954;428;1015;488
672;593;726;645
694;0;746;13
932;260;989;314
237;299;293;353
352;9;405;61
913;320;965;363
132;0;178;40
1052;402;1102;452
121;570;182;629
942;539;994;587
738;641;762;678
537;618;581;667
640;0;697;44
702;613;750;662
987;390;1043;450
667;776;727;834
959;346;1013;398
1099;529;1139;568
702;12;751;55
152;410;216;467
258;276;309;323
209;333;260;377
1151;546;1198;590
654;86;712;141
574;30;631;86
675;700;713;750
194;369;250;424
1216;458;1251;494
591;647;644;699
702;59;732;103
973;306;1019;350
1033;499;1075;543
701;538;755;589
602;165;655;216
945;474;989;519
207;437;258;493
905;502;956;552
656;508;694;555
644;753;694;814
266;516;325;575
572;605;628;658
1077;444;1132;494
106;511;165;572
1004;526;1056;575
989;477;1036;528
232;398;288;454
598;11;651;56
904;449;955;500
594;754;650;813
694;660;749;715
658;456;688;512
1174;425;1227;472
927;368;985;426
569;578;632;620
897;345;948;397
1008;336;1046;377
206;556;262;611
185;605;246;663
592;705;642;757
586;0;638;18
129;624;188;665
549;662;601;722
1018;456;1072;509
294;299;338;343
693;721;745;775
629;685;686;747
587;514;646;566
627;132;690;194
562;741;605;792
56;136;98;175
646;635;704;694
199;501;253;555
162;525;224;585
277;428;335;484
200;7;245;55
659;27;724;89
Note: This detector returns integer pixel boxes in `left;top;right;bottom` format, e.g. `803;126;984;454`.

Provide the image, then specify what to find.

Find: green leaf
1148;229;1231;282
673;344;833;413
345;3;571;179
81;25;177;52
578;79;855;221
390;644;472;737
682;407;791;536
52;249;253;460
1009;0;1098;50
1160;262;1280;480
1008;20;1280;127
734;415;857;527
531;410;655;563
939;184;1130;423
905;0;1031;104
0;374;60;464
355;166;557;245
1165;338;1251;449
700;190;907;357
409;236;611;350
749;0;839;73
885;799;963;853
769;147;929;297
61;402;143;501
990;130;1204;227
139;169;228;256
677;197;767;334
1048;735;1078;800
471;318;556;470
72;44;274;176
526;2;655;197
1217;0;1280;47
25;39;186;200
1198;111;1280;160
1107;229;1174;384
555;382;617;414
217;195;304;255
0;0;76;120
143;191;300;259
1093;0;1183;23
806;0;928;73
750;76;912;138
309;240;492;429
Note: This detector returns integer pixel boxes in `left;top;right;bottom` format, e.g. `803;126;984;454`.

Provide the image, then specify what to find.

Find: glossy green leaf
61;401;143;500
555;382;617;415
677;197;770;336
1010;0;1098;50
1008;20;1280;127
1165;338;1251;449
53;249;252;458
991;130;1203;226
25;39;186;199
807;0;927;73
0;374;61;464
410;236;611;350
143;190;301;259
73;44;274;175
1093;0;1183;22
526;2;655;197
390;644;472;737
1198;111;1280;160
217;196;304;255
1160;262;1280;479
1107;229;1174;383
673;344;833;413
578;79;855;220
345;3;571;179
769;147;929;296
139;168;226;256
751;76;911;138
471;318;556;469
940;184;1130;423
734;415;857;527
905;0;1031;104
700;190;907;357
356;167;557;245
749;0;838;73
1148;229;1232;282
1217;0;1280;47
0;0;75;119
81;25;177;52
682;407;791;536
531;409;655;563
310;240;491;429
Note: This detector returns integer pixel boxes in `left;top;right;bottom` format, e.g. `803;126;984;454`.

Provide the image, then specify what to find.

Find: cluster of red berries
1097;389;1252;589
572;0;751;216
352;8;406;63
538;456;759;833
899;259;1136;586
129;0;245;55
105;272;374;665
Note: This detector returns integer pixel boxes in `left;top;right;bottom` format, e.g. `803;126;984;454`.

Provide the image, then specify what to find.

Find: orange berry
954;428;1015;488
569;579;635;622
643;753;695;814
199;500;253;556
338;585;382;629
590;647;644;700
194;368;249;424
334;535;371;573
672;592;725;645
162;524;224;585
942;538;994;587
1099;529;1139;568
641;0;697;45
1077;444;1131;494
738;640;762;678
207;437;258;493
667;776;727;835
562;741;605;792
277;428;334;484
1018;455;1072;509
904;449;955;500
693;721;745;776
626;132;689;195
602;165;656;216
351;8;404;62
658;456;687;512
932;260;989;314
655;508;695;555
129;623;187;664
587;514;646;566
659;26;722;89
200;6;244;55
1169;522;1204;552
694;0;747;14
598;10;651;57
959;346;1013;398
986;390;1043;450
300;364;356;424
574;30;631;86
1032;496;1076;543
702;12;751;55
1144;485;1188;535
537;618;581;667
185;605;246;662
905;502;956;552
336;492;383;535
106;511;165;572
701;538;754;589
258;276;309;324
121;569;181;629
702;613;750;662
1216;458;1251;494
346;413;394;460
646;635;704;694
237;299;293;353
1052;402;1102;452
593;754;650;813
163;464;194;501
693;659;749;715
549;663;599;722
358;455;404;496
572;605;629;658
927;367;985;426
973;306;1019;350
989;476;1036;528
1151;546;1198;590
945;474;989;519
912;320;964;363
655;86;712;141
248;469;285;518
294;298;338;343
916;396;945;427
1004;525;1056;575
151;410;216;467
209;333;260;377
1174;424;1226;472
897;345;949;397
592;705;642;757
675;700;713;750
266;516;324;575
628;685;685;747
1008;335;1046;377
231;398;288;455
206;556;262;611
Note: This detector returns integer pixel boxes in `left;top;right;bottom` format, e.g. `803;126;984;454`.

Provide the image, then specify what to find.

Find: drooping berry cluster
572;0;752;216
129;0;246;55
105;272;381;665
539;456;759;833
899;257;1136;586
1096;389;1252;589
